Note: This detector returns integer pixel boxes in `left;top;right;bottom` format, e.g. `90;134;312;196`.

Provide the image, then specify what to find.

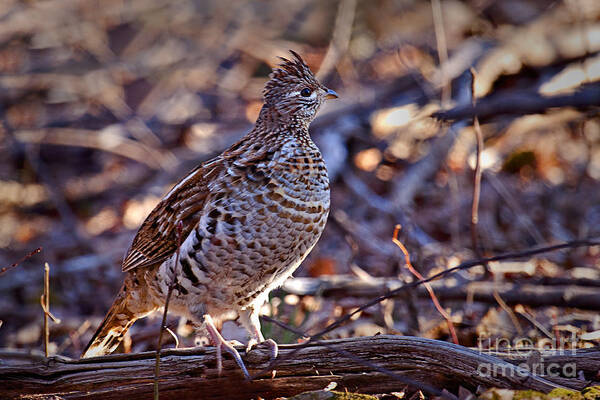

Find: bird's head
263;50;338;124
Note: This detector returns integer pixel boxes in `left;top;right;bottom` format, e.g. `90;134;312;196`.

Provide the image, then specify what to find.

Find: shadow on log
2;336;598;399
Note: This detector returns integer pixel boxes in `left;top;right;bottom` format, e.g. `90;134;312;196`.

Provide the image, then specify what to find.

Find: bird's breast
155;139;330;316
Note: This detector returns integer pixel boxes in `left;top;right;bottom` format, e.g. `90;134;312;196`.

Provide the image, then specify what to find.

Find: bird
81;50;338;378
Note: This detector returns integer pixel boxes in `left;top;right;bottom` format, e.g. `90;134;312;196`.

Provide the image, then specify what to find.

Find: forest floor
1;0;599;398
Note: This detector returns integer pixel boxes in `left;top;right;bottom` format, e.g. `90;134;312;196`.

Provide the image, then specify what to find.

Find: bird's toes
247;338;278;360
219;340;251;380
263;338;278;360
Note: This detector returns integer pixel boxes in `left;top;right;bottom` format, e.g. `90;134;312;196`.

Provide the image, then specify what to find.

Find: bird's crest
263;50;318;105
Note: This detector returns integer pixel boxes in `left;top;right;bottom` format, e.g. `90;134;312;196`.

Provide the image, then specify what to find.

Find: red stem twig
392;225;458;345
0;247;42;277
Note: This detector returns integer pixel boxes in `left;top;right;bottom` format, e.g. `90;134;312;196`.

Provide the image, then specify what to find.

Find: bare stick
42;263;50;358
0;247;42;277
491;289;524;335
40;262;60;357
153;221;183;400
392;225;458;344
469;68;484;259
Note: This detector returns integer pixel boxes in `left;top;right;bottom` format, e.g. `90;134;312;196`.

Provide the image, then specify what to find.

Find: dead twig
0;247;42;277
154;220;183;400
42;263;50;358
469;68;484;259
40;263;60;357
392;225;458;344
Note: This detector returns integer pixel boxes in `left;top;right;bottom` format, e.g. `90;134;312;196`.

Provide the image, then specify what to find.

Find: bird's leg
239;308;278;360
203;314;250;379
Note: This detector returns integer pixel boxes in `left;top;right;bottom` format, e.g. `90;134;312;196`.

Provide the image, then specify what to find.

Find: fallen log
282;276;600;310
432;83;600;122
1;335;597;400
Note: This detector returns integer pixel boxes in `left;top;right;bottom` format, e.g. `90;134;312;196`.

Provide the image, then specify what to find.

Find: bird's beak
325;88;339;100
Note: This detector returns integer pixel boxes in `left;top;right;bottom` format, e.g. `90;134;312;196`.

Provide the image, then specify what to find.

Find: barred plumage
82;51;338;377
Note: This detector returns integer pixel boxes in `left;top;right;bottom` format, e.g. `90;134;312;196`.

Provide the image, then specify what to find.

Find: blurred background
0;0;599;364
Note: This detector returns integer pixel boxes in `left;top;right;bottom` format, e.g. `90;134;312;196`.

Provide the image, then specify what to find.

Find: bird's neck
224;105;312;161
254;104;310;137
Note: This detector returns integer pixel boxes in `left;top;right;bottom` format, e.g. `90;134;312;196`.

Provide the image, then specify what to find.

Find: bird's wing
121;159;221;272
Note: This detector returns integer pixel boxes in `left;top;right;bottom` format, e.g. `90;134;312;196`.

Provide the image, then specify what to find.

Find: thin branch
469;68;484;259
40;262;60;358
42;263;50;358
154;220;183;400
515;306;553;339
392;225;458;344
491;287;524;335
0;247;42;277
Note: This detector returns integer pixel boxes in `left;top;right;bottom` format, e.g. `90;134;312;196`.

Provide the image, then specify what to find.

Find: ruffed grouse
82;51;338;378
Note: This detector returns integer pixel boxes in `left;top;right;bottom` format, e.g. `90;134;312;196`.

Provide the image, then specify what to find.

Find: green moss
481;386;600;400
582;386;600;400
546;388;582;399
513;389;545;399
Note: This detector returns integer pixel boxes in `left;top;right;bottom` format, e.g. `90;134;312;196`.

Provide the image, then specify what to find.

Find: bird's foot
246;338;278;360
204;315;250;379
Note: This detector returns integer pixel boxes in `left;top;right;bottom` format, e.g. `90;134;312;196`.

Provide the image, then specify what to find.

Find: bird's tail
81;284;139;358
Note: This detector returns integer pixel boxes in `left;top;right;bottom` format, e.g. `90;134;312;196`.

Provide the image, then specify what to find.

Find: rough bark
2;335;598;400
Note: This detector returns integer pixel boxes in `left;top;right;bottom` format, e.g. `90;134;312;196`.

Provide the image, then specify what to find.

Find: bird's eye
300;88;312;97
